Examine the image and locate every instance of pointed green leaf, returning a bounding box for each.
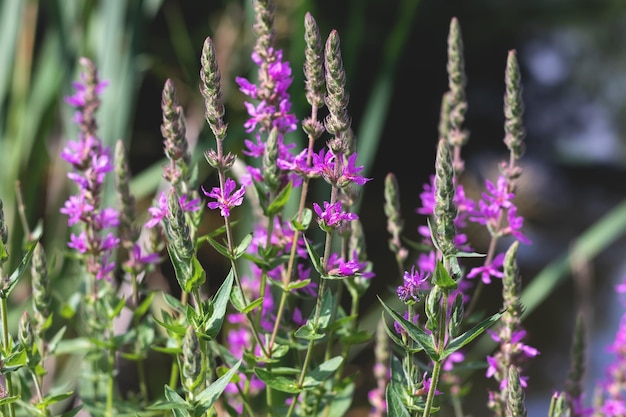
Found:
[303,235,324,276]
[193,360,241,416]
[286,278,312,291]
[133,291,156,318]
[3,238,38,298]
[167,243,206,293]
[230,285,246,313]
[443,310,504,359]
[254,368,302,394]
[56,405,83,417]
[205,235,233,260]
[2,348,27,372]
[0,395,19,406]
[318,380,355,417]
[234,233,253,259]
[0,238,7,265]
[303,356,343,388]
[386,382,411,417]
[378,296,438,361]
[432,260,457,290]
[203,270,234,340]
[294,322,324,341]
[317,289,334,330]
[290,208,312,232]
[242,296,264,314]
[267,181,292,217]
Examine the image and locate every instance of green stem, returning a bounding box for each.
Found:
[423,273,449,417]
[106,341,115,417]
[0,297,15,417]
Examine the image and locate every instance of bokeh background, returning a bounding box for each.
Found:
[3,0,626,415]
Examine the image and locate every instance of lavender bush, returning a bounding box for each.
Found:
[1,2,626,417]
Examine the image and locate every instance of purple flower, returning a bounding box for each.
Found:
[397,266,429,303]
[327,252,374,279]
[60,194,94,226]
[602,399,626,416]
[65,79,109,108]
[467,253,505,284]
[338,153,372,187]
[443,351,464,371]
[68,232,88,253]
[179,194,201,212]
[202,178,246,218]
[145,192,167,228]
[312,150,371,188]
[313,201,358,230]
[485,355,499,379]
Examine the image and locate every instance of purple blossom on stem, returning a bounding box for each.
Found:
[60,60,120,281]
[313,201,358,231]
[327,251,375,279]
[397,266,429,304]
[65,78,108,108]
[469,174,530,243]
[202,177,246,218]
[312,149,371,188]
[60,195,94,226]
[236,48,297,135]
[467,253,505,284]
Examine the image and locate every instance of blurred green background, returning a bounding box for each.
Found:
[3,0,626,414]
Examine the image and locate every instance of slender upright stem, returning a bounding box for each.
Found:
[0,297,15,417]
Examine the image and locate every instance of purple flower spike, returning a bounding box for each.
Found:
[202,177,246,218]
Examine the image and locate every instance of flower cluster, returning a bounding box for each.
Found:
[60,59,119,281]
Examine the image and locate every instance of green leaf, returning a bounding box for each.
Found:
[386,383,411,417]
[234,233,253,259]
[0,238,7,265]
[153,315,187,337]
[149,385,191,416]
[303,356,343,388]
[52,337,91,356]
[290,208,312,232]
[316,380,355,417]
[162,292,185,311]
[303,234,324,276]
[317,289,334,330]
[133,291,156,318]
[229,285,246,313]
[378,296,438,361]
[167,243,206,293]
[2,348,27,372]
[267,181,293,217]
[432,260,457,290]
[443,310,504,359]
[192,360,241,416]
[202,270,234,340]
[294,322,324,341]
[47,325,67,354]
[0,395,19,406]
[242,296,264,314]
[254,368,302,394]
[205,235,233,260]
[56,405,83,417]
[2,238,38,298]
[286,278,312,291]
[339,329,374,345]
